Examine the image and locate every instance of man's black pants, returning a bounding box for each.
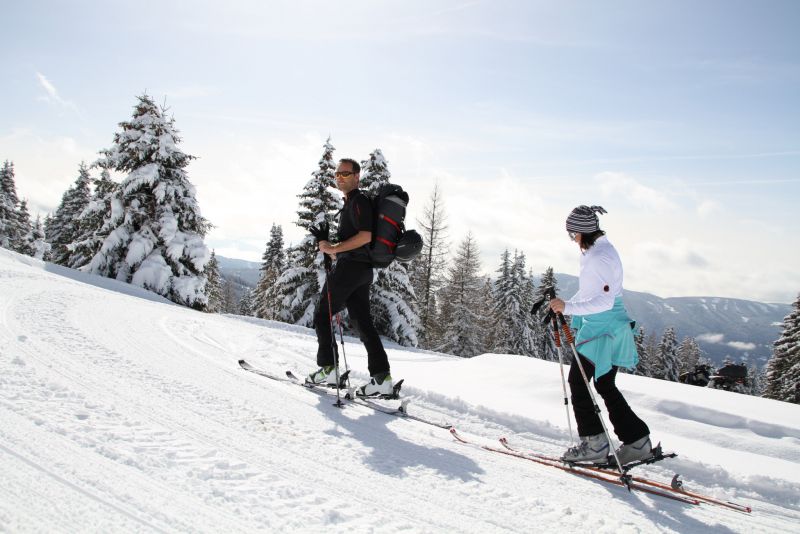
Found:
[314,259,389,377]
[568,354,649,444]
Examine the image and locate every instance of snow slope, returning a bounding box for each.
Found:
[1,248,798,533]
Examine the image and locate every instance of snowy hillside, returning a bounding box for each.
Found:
[1,247,799,533]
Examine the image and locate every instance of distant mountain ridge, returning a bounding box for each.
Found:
[216,255,789,368]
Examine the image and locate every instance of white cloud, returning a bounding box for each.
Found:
[696,200,720,217]
[727,341,756,351]
[35,72,78,112]
[697,333,724,344]
[596,172,677,211]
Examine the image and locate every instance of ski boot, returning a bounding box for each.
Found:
[561,433,610,464]
[612,435,652,466]
[306,366,348,388]
[355,373,402,399]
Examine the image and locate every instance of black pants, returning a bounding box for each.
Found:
[568,354,649,444]
[314,259,389,377]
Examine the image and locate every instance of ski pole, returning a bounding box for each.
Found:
[556,312,629,486]
[323,258,343,408]
[548,311,574,445]
[335,313,351,389]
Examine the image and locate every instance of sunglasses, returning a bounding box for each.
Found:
[568,231,579,241]
[334,171,355,178]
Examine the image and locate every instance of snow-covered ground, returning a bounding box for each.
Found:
[1,247,798,533]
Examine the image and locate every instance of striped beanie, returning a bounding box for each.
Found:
[565,205,607,233]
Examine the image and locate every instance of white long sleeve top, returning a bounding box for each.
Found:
[564,236,624,317]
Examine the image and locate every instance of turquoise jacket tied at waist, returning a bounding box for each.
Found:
[570,296,638,380]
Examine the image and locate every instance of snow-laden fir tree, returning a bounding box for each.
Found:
[359,148,390,194]
[491,250,515,353]
[13,200,34,256]
[658,327,680,382]
[476,277,498,353]
[46,162,93,265]
[764,293,800,404]
[677,336,702,375]
[88,94,211,309]
[68,168,118,270]
[492,250,538,357]
[239,289,255,316]
[747,364,766,397]
[357,148,420,346]
[0,160,23,249]
[254,223,286,320]
[630,326,649,375]
[534,266,559,362]
[272,138,341,326]
[638,329,661,378]
[28,214,50,260]
[512,255,539,357]
[409,183,449,349]
[436,233,484,357]
[205,251,223,313]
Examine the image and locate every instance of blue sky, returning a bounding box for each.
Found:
[2,0,799,303]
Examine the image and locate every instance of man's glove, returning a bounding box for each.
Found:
[309,221,330,243]
[322,253,332,271]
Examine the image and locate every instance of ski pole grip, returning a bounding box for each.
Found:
[557,313,575,344]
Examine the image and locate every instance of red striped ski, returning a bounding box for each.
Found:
[497,437,751,513]
[450,428,701,506]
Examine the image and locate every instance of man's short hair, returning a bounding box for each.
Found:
[339,158,360,174]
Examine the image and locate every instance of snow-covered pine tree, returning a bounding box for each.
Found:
[28,214,50,260]
[272,138,341,326]
[14,200,34,256]
[371,262,421,346]
[764,293,800,403]
[491,249,515,353]
[0,160,22,249]
[534,266,559,362]
[510,252,538,357]
[746,364,765,397]
[254,223,286,320]
[68,168,118,270]
[623,326,653,376]
[359,148,390,194]
[677,336,701,374]
[644,331,661,378]
[477,277,498,352]
[205,251,223,313]
[436,233,484,357]
[492,250,537,357]
[47,162,93,266]
[658,327,680,382]
[356,149,420,346]
[239,289,255,316]
[409,183,449,349]
[88,95,211,309]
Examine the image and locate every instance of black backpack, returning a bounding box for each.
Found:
[356,184,423,268]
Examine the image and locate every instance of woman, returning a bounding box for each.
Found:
[549,205,651,465]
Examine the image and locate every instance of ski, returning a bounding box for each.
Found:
[497,437,751,513]
[449,428,701,506]
[238,360,451,429]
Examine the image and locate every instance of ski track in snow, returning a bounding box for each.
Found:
[1,249,799,533]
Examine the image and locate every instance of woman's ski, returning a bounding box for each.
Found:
[450,428,701,506]
[497,437,751,513]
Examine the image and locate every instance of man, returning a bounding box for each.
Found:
[306,158,394,397]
